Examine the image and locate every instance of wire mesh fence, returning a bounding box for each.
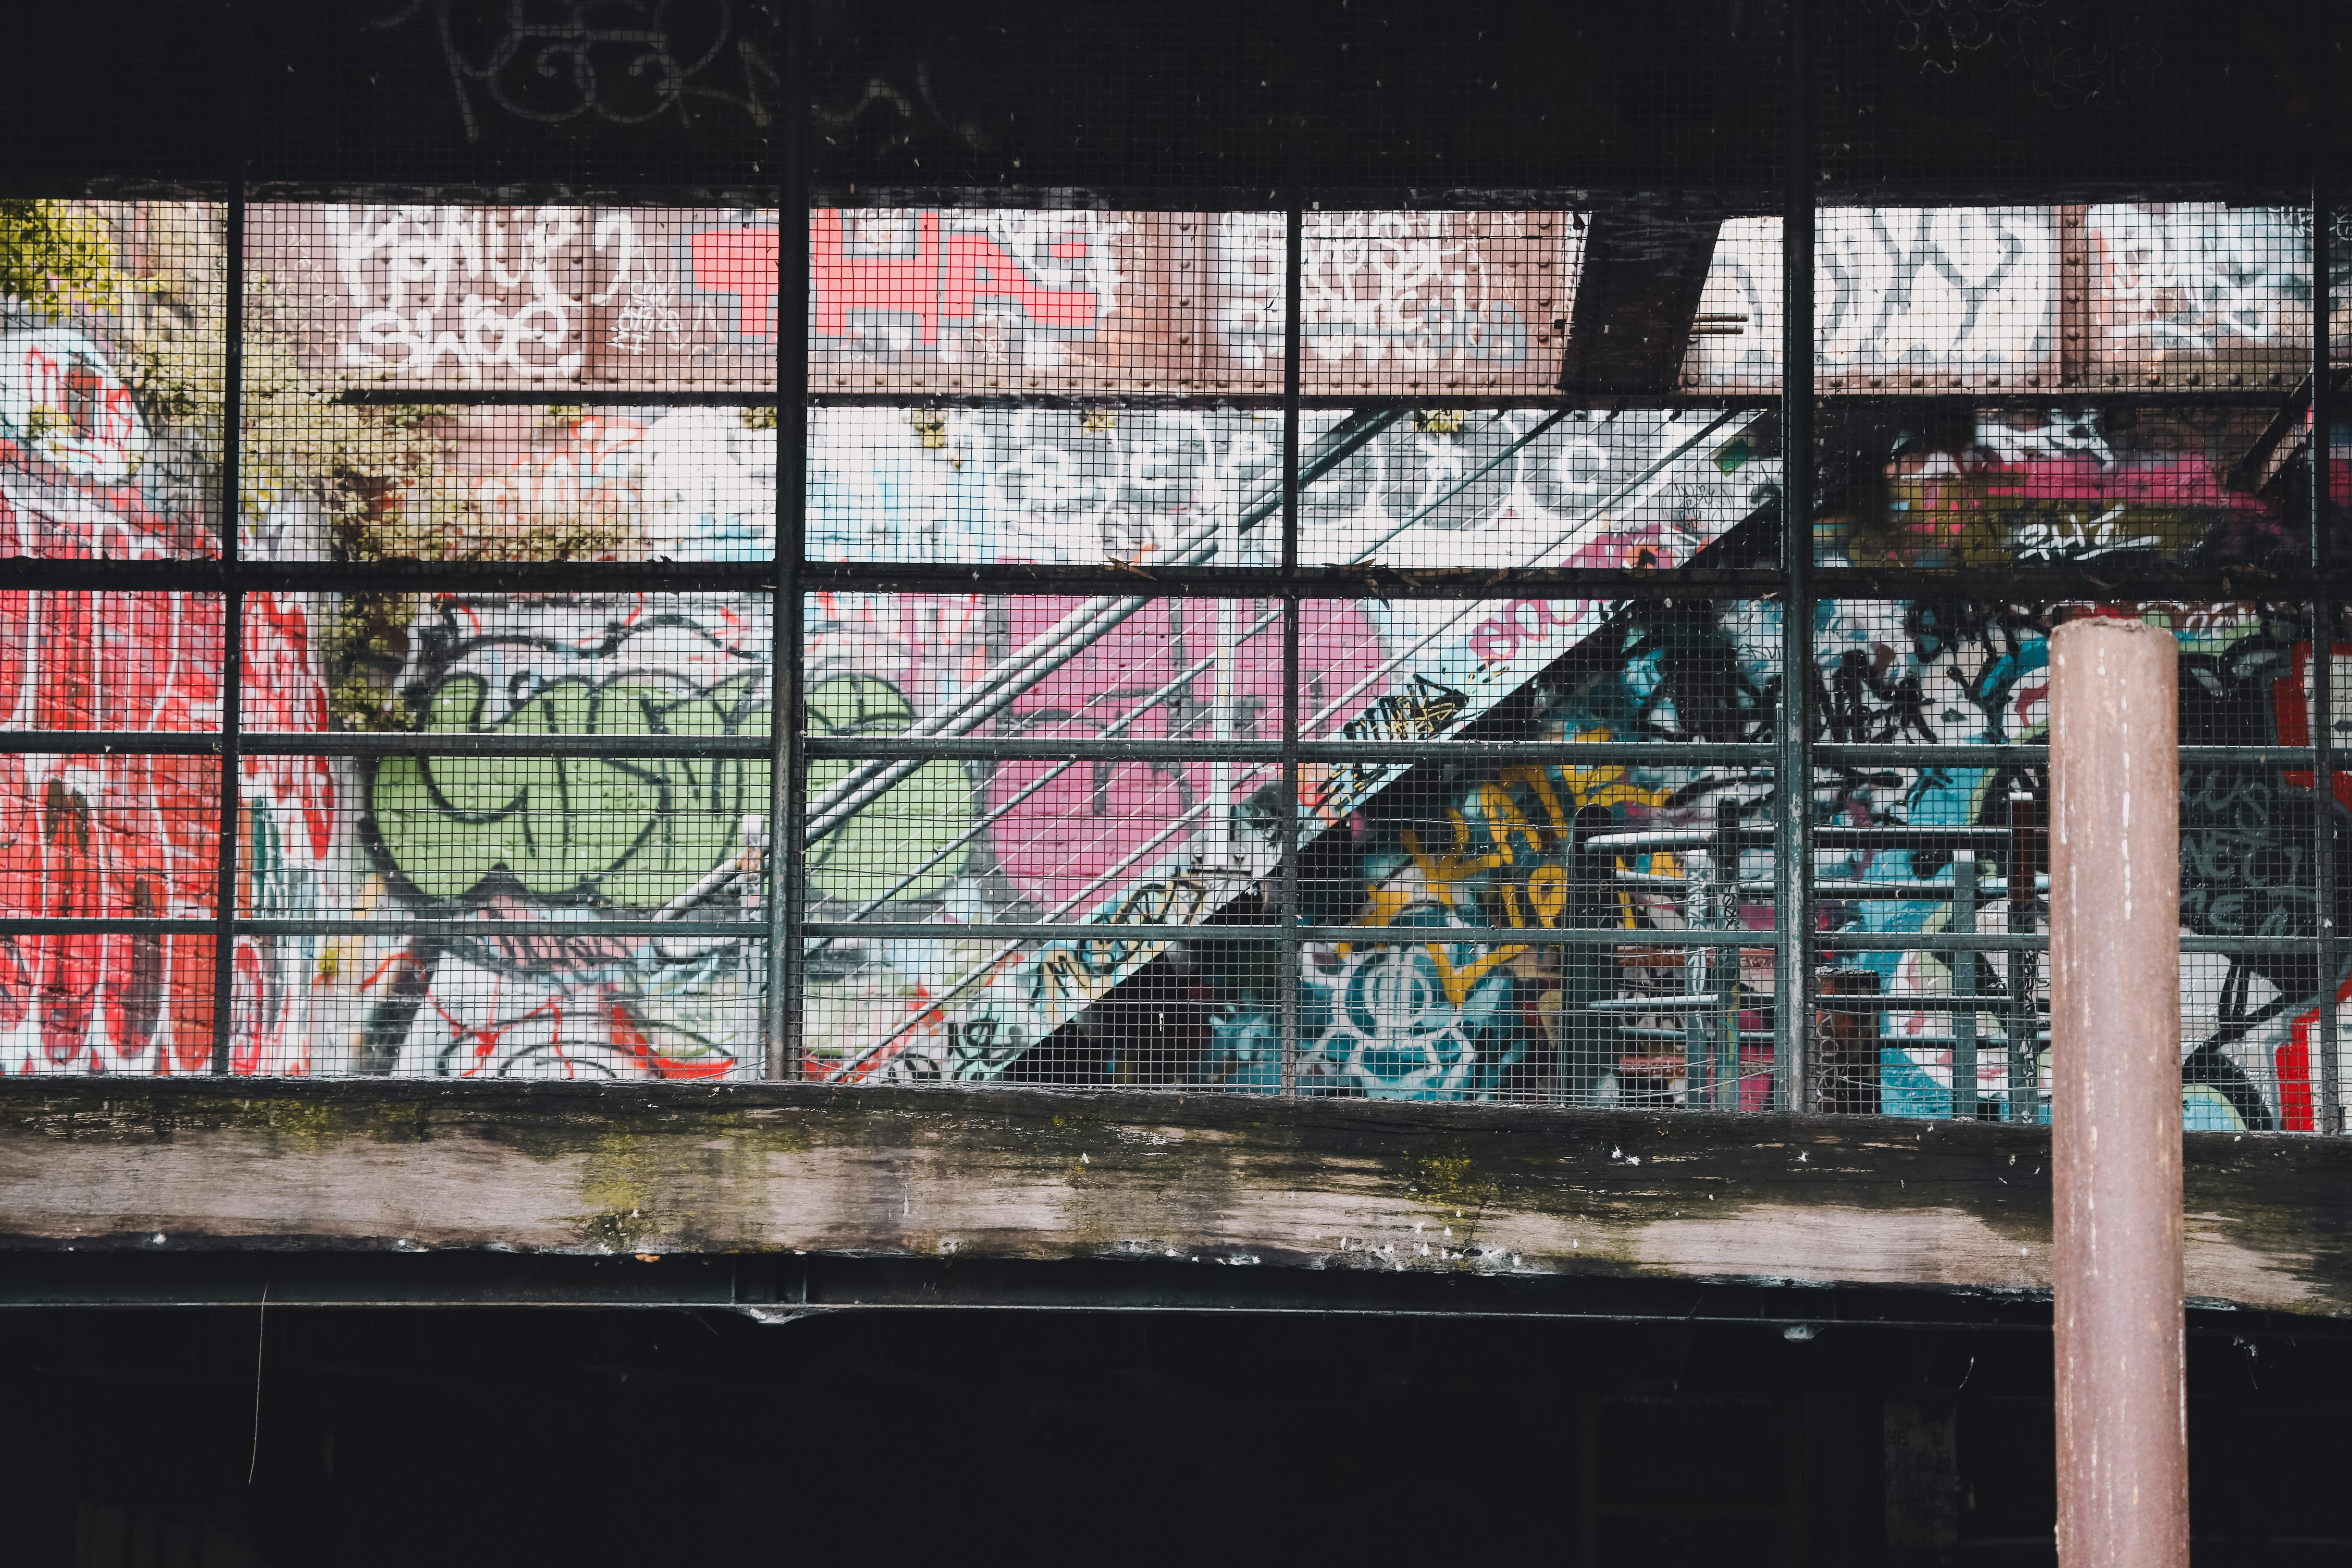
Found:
[0,18,2344,1134]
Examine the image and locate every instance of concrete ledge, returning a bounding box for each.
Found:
[1,1077,2346,1315]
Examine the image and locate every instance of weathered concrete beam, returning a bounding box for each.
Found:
[0,1078,2346,1316]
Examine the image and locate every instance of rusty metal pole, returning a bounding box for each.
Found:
[2049,618,2186,1568]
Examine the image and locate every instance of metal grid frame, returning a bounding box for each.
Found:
[0,6,2340,1127]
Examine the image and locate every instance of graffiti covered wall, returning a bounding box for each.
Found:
[252,205,1581,399]
[0,296,338,1074]
[6,201,2345,1129]
[1682,204,2335,394]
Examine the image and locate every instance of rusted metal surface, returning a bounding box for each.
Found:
[1678,203,2323,398]
[262,200,2329,402]
[248,205,1580,397]
[1556,203,1723,396]
[2049,618,2187,1568]
[2057,205,2091,388]
[2009,792,2047,1122]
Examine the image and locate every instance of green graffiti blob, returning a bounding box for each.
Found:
[370,669,976,910]
[804,673,974,905]
[371,673,767,908]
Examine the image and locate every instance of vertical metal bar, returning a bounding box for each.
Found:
[1684,844,1709,1106]
[2057,206,2091,389]
[1709,800,1740,1108]
[2009,792,2043,1121]
[1774,0,1815,1112]
[1562,809,1611,1107]
[766,1,809,1080]
[1951,849,1979,1121]
[1683,1011,1708,1111]
[2050,617,2188,1568]
[1277,202,1304,1095]
[1817,967,1880,1114]
[1283,205,1303,583]
[2312,614,2336,1136]
[209,186,246,1077]
[2314,621,2337,1136]
[2314,93,2341,1133]
[1280,598,1301,1094]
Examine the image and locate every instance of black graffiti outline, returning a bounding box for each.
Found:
[362,598,770,928]
[370,0,778,142]
[1819,209,2036,363]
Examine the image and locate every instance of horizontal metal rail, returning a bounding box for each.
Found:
[0,918,2287,962]
[336,389,775,407]
[794,922,1791,944]
[1590,825,2017,851]
[9,555,2334,602]
[1809,877,2043,897]
[0,731,776,758]
[797,922,1766,944]
[4,558,780,594]
[1817,1024,2044,1038]
[0,918,766,938]
[802,737,1778,763]
[1811,996,2034,1015]
[326,388,2315,414]
[810,390,2313,412]
[1818,744,2326,768]
[1815,744,2054,767]
[1621,878,2048,899]
[792,562,2342,601]
[769,922,2286,955]
[0,731,2331,769]
[802,563,1787,596]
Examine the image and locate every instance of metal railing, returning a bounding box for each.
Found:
[0,27,2339,1127]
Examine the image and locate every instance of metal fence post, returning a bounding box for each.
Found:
[1952,848,1979,1120]
[1278,201,1304,1096]
[2050,617,2188,1568]
[210,184,246,1077]
[766,0,809,1080]
[1773,0,1816,1112]
[2009,792,2044,1121]
[2314,68,2341,1133]
[1708,799,1740,1108]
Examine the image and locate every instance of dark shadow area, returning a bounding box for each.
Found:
[6,1304,2348,1566]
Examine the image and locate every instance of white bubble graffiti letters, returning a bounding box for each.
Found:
[0,328,149,483]
[329,205,611,382]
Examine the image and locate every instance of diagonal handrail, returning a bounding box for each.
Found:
[815,408,1765,1080]
[801,408,1404,846]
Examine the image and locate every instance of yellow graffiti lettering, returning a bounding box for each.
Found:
[1425,942,1526,1009]
[1472,780,1541,868]
[1557,727,1676,814]
[1526,863,1568,927]
[1498,764,1569,836]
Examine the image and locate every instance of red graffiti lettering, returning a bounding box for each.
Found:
[938,232,1097,331]
[0,359,337,1075]
[1468,599,1566,664]
[810,211,941,344]
[694,214,1107,347]
[689,225,782,340]
[797,212,1105,348]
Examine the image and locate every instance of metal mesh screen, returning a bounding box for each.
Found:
[0,7,2344,1134]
